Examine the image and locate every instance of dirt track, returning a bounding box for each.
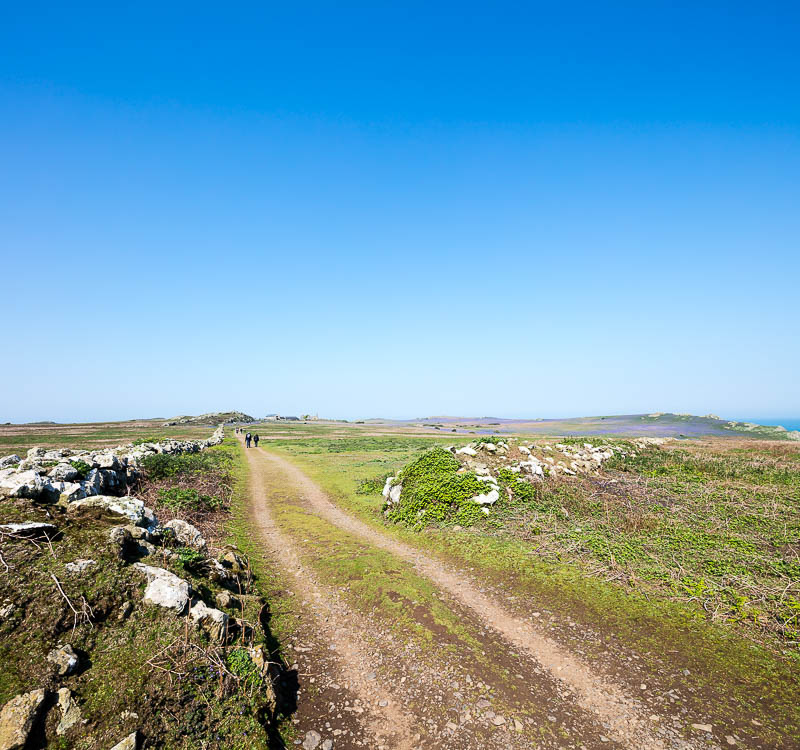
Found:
[243,439,718,750]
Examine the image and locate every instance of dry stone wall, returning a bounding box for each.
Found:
[0,426,225,506]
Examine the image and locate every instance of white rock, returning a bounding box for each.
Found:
[482,442,497,453]
[455,445,477,456]
[59,483,85,503]
[472,489,500,505]
[94,453,120,470]
[48,463,79,482]
[381,476,394,499]
[0,455,20,469]
[133,564,190,614]
[164,519,206,551]
[66,495,146,525]
[0,470,47,499]
[189,600,230,642]
[109,732,138,750]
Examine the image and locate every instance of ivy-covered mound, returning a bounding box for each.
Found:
[383,447,491,527]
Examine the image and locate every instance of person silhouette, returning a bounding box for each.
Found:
[245,432,251,448]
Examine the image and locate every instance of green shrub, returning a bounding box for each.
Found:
[226,647,264,689]
[176,546,205,570]
[385,447,489,528]
[69,459,91,479]
[158,487,223,512]
[141,449,232,480]
[356,474,391,495]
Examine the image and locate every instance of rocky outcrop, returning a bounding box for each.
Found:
[164,412,253,426]
[0,689,46,750]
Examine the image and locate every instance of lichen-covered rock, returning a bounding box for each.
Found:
[0,688,46,750]
[164,519,206,551]
[0,455,20,469]
[133,564,190,614]
[66,496,147,525]
[189,600,229,642]
[56,688,81,735]
[0,470,48,499]
[109,732,138,750]
[47,644,80,676]
[48,463,79,482]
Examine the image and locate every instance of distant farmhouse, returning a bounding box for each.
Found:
[262,414,301,421]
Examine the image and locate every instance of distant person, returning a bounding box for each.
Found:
[253,434,260,447]
[245,432,251,448]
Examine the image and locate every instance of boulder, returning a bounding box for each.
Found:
[66,496,147,525]
[455,445,477,456]
[58,483,86,503]
[189,600,230,642]
[47,644,80,676]
[0,471,48,499]
[133,564,190,614]
[0,689,46,750]
[164,519,206,551]
[0,456,20,469]
[48,463,79,482]
[26,447,46,460]
[94,453,121,471]
[109,732,138,750]
[55,688,81,735]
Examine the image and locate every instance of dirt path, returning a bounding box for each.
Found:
[244,439,418,750]
[245,441,717,749]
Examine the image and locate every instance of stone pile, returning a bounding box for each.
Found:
[384,437,667,516]
[0,426,224,505]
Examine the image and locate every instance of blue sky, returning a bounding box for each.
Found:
[1,2,798,422]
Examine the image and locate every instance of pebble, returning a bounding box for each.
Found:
[691,723,713,733]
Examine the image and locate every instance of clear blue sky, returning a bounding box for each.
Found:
[1,2,798,423]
